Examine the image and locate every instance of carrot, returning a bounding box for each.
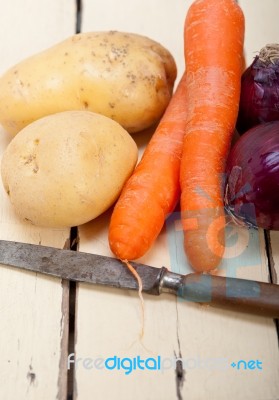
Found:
[180,0,245,272]
[109,72,188,260]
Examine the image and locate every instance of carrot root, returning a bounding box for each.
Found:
[121,259,145,339]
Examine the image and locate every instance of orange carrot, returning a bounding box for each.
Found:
[180,0,245,272]
[109,72,188,260]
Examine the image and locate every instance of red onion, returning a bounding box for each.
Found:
[236,44,279,134]
[225,121,279,230]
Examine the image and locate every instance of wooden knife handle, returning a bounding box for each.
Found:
[178,273,279,318]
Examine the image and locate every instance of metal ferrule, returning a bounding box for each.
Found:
[159,269,184,295]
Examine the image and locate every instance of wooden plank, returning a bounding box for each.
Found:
[0,0,76,74]
[0,1,76,399]
[75,1,279,399]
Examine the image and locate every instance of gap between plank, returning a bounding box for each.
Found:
[76,0,82,34]
[67,227,79,400]
[67,2,82,398]
[174,299,185,400]
[264,230,279,344]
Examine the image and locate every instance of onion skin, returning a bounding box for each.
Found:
[225,121,279,230]
[236,44,279,134]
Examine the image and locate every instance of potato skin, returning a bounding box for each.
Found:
[1,111,138,228]
[0,31,176,136]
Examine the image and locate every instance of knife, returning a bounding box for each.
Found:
[0,240,279,318]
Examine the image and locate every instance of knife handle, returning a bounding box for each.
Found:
[161,271,279,318]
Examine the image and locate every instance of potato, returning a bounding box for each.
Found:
[1,111,138,228]
[0,31,177,136]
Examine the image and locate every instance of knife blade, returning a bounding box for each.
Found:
[0,240,279,318]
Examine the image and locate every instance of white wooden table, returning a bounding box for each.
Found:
[0,1,278,399]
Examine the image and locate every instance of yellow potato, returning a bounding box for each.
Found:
[0,31,177,136]
[1,111,138,228]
